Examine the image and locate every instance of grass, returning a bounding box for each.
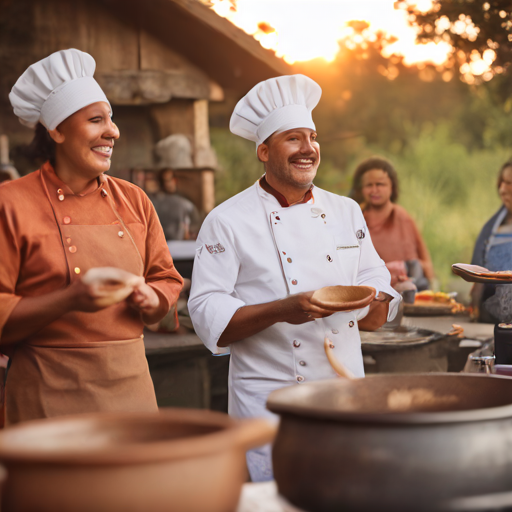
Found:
[210,125,510,300]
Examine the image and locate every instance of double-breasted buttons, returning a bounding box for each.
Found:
[101,189,108,197]
[326,255,333,262]
[296,375,305,383]
[349,321,355,328]
[74,267,81,274]
[321,213,326,219]
[58,194,65,202]
[287,257,292,263]
[293,340,301,348]
[299,360,306,367]
[118,231,124,238]
[291,279,298,286]
[66,237,72,245]
[69,246,77,254]
[63,216,71,224]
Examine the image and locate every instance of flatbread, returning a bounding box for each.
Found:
[82,267,144,307]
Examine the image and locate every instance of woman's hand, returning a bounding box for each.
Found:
[2,279,113,345]
[126,282,164,325]
[67,279,116,312]
[127,282,160,313]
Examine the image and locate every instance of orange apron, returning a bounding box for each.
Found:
[5,173,158,425]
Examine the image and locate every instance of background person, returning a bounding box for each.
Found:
[471,161,512,323]
[351,156,434,291]
[151,168,201,240]
[189,75,399,481]
[0,49,183,425]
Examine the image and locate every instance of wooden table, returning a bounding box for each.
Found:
[144,329,229,412]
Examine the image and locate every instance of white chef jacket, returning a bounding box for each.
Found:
[189,182,400,422]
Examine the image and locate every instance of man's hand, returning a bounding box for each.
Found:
[218,291,335,346]
[358,292,393,331]
[279,291,335,324]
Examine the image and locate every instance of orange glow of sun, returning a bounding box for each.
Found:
[204,0,494,78]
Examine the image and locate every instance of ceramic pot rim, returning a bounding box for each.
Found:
[0,409,263,465]
[267,373,512,425]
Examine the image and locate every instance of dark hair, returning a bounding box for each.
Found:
[0,170,12,183]
[497,161,512,189]
[350,156,399,205]
[22,122,56,167]
[158,168,175,189]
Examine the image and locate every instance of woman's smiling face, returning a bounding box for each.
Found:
[50,101,119,179]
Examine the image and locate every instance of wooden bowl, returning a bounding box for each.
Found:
[310,285,376,311]
[0,409,276,512]
[452,263,512,284]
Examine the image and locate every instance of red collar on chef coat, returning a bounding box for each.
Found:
[258,175,314,207]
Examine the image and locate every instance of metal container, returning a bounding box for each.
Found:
[268,373,512,512]
[361,326,471,374]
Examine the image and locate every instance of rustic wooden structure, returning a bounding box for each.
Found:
[0,0,290,412]
[0,0,290,214]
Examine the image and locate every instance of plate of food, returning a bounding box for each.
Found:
[452,263,512,284]
[404,291,466,317]
[310,285,376,312]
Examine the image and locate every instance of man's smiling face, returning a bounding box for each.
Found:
[258,128,320,190]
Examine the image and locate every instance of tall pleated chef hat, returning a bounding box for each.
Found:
[9,49,111,130]
[229,74,322,148]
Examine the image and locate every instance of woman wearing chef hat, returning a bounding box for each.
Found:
[0,49,183,425]
[189,74,400,481]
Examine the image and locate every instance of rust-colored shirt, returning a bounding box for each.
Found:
[363,204,434,280]
[0,162,183,348]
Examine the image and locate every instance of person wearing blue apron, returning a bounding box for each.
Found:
[472,161,512,322]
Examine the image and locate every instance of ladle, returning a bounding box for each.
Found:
[324,337,356,380]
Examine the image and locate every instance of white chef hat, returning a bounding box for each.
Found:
[229,74,322,148]
[9,49,111,130]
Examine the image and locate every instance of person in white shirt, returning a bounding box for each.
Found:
[188,74,400,481]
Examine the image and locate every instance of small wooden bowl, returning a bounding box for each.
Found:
[310,285,376,311]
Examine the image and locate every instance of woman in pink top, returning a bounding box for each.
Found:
[351,157,434,291]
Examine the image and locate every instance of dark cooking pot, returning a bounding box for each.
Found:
[267,373,512,512]
[361,326,472,374]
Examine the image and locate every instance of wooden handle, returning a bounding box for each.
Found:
[232,418,277,451]
[324,337,356,380]
[447,324,464,337]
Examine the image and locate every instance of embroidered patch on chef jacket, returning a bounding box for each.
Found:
[205,243,225,254]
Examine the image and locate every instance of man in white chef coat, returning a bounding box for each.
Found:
[189,74,400,481]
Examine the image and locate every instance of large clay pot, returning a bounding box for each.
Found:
[267,373,512,512]
[0,408,275,512]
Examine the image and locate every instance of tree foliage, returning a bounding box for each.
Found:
[397,0,512,78]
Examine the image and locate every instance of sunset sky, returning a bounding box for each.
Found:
[205,0,493,79]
